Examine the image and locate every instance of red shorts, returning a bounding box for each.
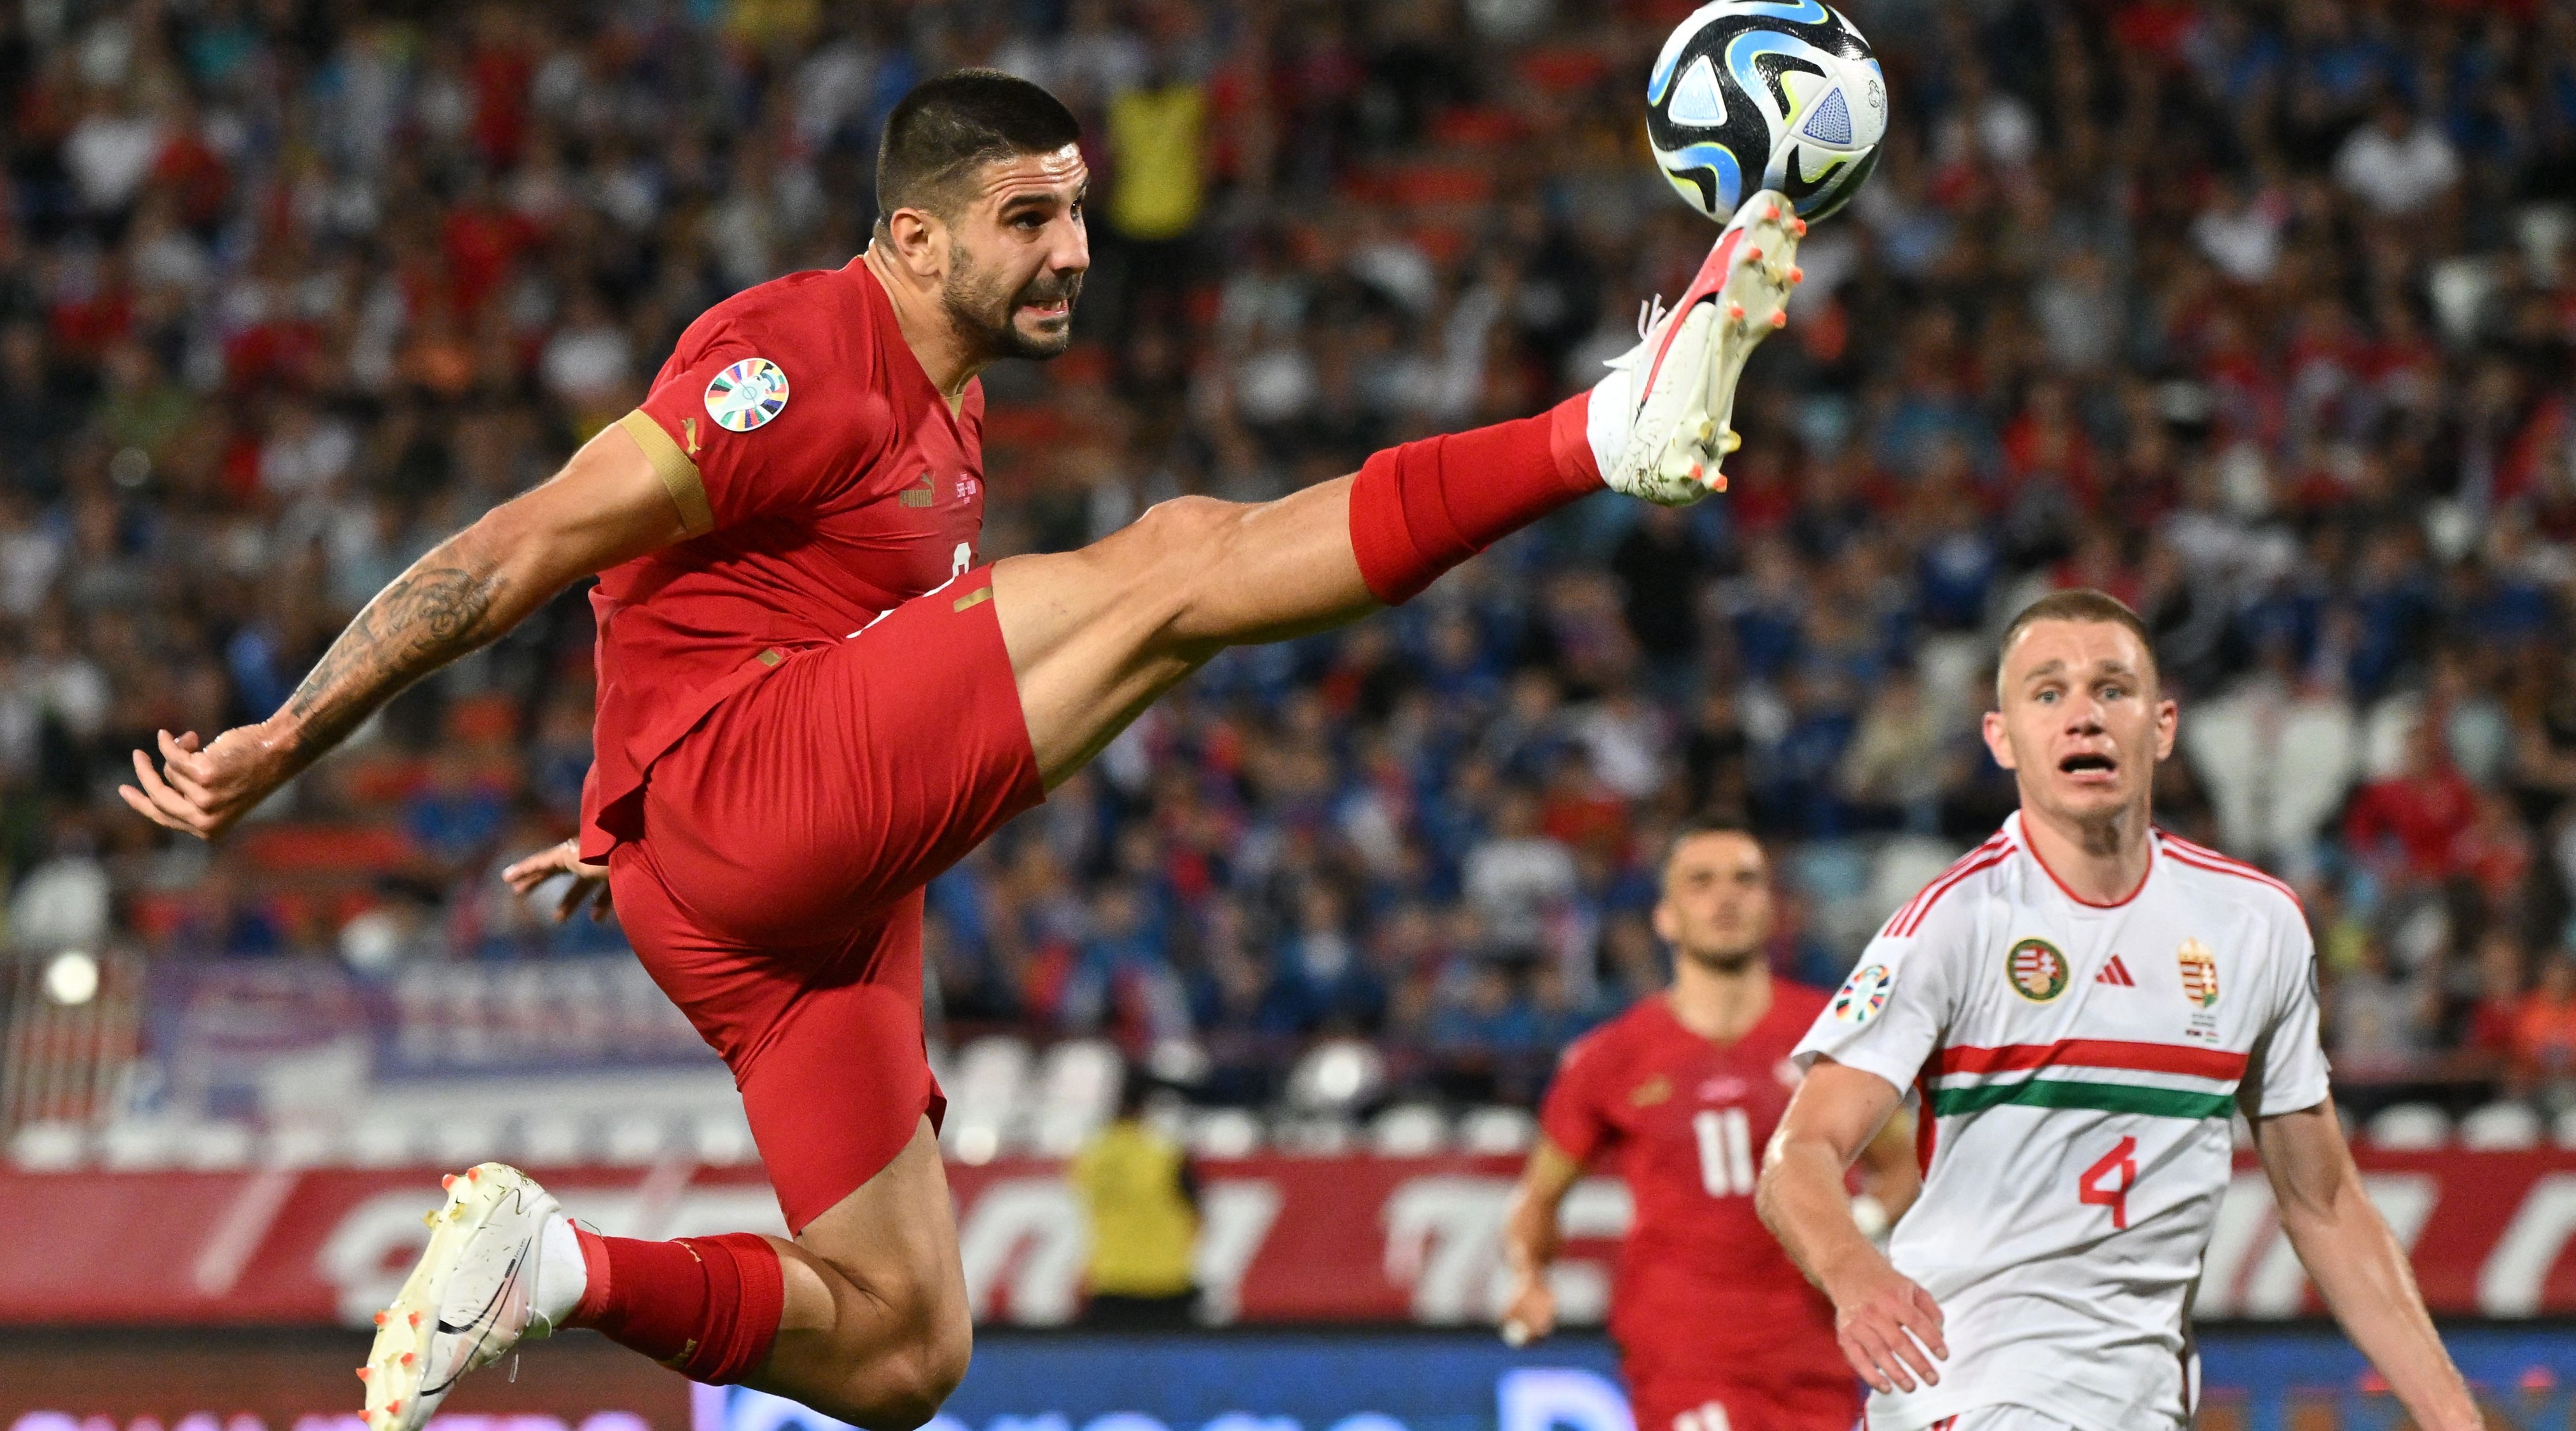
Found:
[1627,1371,1860,1431]
[607,570,1043,1233]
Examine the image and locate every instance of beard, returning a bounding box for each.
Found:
[1681,943,1762,974]
[941,240,1083,361]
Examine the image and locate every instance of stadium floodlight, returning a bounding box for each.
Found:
[43,949,98,1006]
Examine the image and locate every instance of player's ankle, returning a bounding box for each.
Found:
[563,1229,784,1385]
[1347,409,1600,604]
[1537,389,1602,491]
[1581,366,1638,481]
[535,1214,593,1331]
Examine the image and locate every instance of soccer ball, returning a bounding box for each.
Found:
[1645,0,1887,225]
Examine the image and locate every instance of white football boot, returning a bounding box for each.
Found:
[1592,190,1806,504]
[361,1163,574,1431]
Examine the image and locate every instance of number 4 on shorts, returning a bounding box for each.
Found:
[2079,1135,2138,1229]
[1674,1402,1733,1431]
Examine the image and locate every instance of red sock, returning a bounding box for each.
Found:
[1345,393,1602,605]
[569,1228,784,1385]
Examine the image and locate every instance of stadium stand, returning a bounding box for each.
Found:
[3,0,2576,1172]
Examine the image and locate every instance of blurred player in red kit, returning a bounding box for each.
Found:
[122,69,1809,1431]
[1503,822,1919,1431]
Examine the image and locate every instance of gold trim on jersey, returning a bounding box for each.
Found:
[618,409,716,537]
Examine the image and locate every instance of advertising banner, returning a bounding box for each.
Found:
[0,1329,690,1429]
[18,1331,2576,1431]
[11,1149,2576,1327]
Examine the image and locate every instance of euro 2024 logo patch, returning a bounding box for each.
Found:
[705,357,789,432]
[1834,963,1893,1024]
[2005,937,2070,1002]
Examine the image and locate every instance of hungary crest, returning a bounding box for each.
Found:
[2006,937,2070,1002]
[2178,938,2220,1008]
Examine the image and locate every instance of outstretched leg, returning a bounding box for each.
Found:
[359,195,1806,1431]
[999,193,1805,785]
[997,414,1568,777]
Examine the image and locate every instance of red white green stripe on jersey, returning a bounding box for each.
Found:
[1926,1039,2246,1120]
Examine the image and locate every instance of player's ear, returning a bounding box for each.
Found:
[1981,707,2018,771]
[2152,695,2178,761]
[881,207,949,279]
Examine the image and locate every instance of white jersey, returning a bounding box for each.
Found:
[1794,813,2330,1431]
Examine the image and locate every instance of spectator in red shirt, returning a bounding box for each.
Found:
[2512,953,2576,1088]
[440,172,534,318]
[2450,789,2533,909]
[2344,719,2479,885]
[2462,932,2527,1077]
[2000,377,2100,506]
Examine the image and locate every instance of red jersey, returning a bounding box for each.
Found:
[579,259,987,859]
[1539,981,1845,1386]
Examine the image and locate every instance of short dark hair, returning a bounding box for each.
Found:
[1995,588,2159,704]
[875,69,1082,229]
[1662,816,1762,875]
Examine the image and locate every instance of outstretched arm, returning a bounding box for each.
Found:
[1757,1059,1947,1393]
[122,424,694,838]
[2257,1098,2477,1431]
[1498,1136,1584,1344]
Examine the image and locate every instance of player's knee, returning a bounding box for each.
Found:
[1128,494,1236,570]
[916,1313,974,1411]
[1135,494,1243,568]
[1121,494,1245,634]
[852,1314,971,1430]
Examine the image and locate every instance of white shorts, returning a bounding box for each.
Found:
[1922,1411,2077,1431]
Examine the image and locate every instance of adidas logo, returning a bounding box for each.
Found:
[2096,955,2136,987]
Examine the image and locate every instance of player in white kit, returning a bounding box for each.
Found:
[1754,590,2476,1431]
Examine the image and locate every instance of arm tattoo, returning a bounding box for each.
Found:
[284,560,511,757]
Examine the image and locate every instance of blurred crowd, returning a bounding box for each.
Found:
[8,0,2576,1114]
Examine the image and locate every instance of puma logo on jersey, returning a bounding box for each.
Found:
[1630,1074,1672,1107]
[2096,954,2136,986]
[681,416,700,455]
[901,471,936,507]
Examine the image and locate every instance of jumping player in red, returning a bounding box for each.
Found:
[1502,822,1918,1431]
[120,72,1808,1430]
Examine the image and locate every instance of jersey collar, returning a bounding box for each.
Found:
[848,257,976,436]
[2007,810,2157,910]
